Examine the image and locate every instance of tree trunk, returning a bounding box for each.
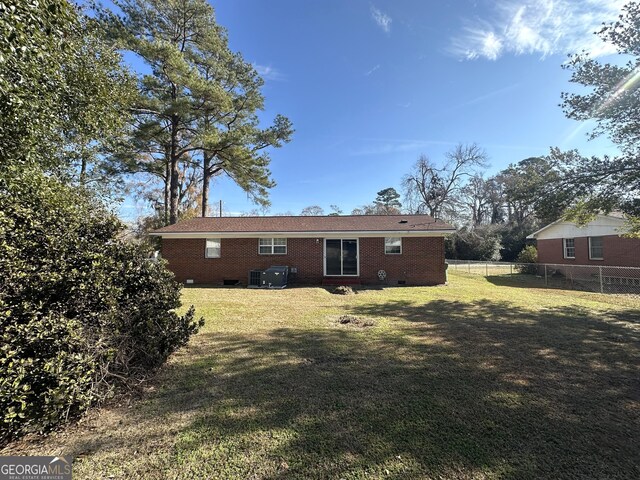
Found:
[491,206,501,224]
[202,154,211,217]
[201,113,212,218]
[169,159,179,224]
[79,157,87,185]
[169,116,180,225]
[163,156,170,226]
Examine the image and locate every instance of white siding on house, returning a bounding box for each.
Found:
[528,215,627,240]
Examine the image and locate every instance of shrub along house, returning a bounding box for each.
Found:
[151,214,455,286]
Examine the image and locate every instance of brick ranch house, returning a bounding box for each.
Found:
[526,214,640,267]
[151,214,455,286]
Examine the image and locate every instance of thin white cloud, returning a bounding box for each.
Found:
[253,64,287,81]
[349,138,456,156]
[451,0,626,60]
[454,83,520,109]
[371,5,392,33]
[365,64,381,76]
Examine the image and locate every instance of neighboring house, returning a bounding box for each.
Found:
[151,214,455,286]
[526,214,640,267]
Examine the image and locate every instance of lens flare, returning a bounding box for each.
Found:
[563,67,640,147]
[594,67,640,116]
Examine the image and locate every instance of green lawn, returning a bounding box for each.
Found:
[4,272,640,479]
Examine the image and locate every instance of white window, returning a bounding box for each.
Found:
[385,237,402,254]
[563,238,575,259]
[589,236,604,260]
[205,238,221,258]
[259,238,287,255]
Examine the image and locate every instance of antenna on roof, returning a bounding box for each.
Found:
[219,200,222,218]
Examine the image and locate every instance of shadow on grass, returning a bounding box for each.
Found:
[482,273,634,295]
[66,299,640,479]
[484,273,559,290]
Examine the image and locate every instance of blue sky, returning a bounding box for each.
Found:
[119,0,626,219]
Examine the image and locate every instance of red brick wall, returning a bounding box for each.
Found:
[536,235,640,267]
[161,236,447,286]
[359,237,446,285]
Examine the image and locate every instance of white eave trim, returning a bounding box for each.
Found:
[526,214,628,239]
[150,229,456,239]
[526,219,564,239]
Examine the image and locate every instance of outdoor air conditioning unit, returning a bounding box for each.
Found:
[248,269,263,288]
[261,266,289,289]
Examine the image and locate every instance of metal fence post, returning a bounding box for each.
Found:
[599,266,604,293]
[486,262,488,276]
[544,264,548,286]
[510,264,513,276]
[570,265,574,289]
[468,262,471,274]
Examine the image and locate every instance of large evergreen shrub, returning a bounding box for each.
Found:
[445,226,502,261]
[515,245,538,274]
[0,169,203,442]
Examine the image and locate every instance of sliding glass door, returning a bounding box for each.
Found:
[324,239,359,276]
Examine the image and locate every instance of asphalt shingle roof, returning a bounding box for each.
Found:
[152,214,454,234]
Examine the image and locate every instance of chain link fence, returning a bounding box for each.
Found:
[446,259,640,295]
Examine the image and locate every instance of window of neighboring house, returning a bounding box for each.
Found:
[385,237,402,254]
[589,236,604,260]
[563,238,575,259]
[205,238,221,258]
[259,238,287,255]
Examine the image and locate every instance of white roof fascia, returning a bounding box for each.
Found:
[526,219,564,239]
[150,229,456,239]
[526,214,627,240]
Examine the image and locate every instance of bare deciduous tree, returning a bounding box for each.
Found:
[402,143,487,220]
[328,204,342,216]
[300,205,325,216]
[460,174,491,227]
[459,175,506,227]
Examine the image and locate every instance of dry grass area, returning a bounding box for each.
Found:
[3,272,640,479]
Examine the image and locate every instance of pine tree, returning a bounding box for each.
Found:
[374,188,402,214]
[106,0,292,224]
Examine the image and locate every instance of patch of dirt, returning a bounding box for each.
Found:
[337,315,375,327]
[332,286,355,295]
